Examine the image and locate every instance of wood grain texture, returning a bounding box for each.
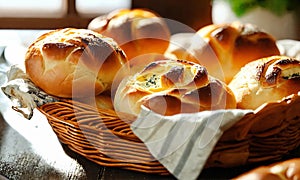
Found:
[0,113,87,180]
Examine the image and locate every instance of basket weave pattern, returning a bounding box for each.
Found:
[39,100,169,174]
[38,93,300,175]
[207,94,300,167]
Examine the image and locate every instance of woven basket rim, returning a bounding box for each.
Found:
[37,91,300,175]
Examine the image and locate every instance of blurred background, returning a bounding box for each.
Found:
[0,0,298,39]
[0,0,212,31]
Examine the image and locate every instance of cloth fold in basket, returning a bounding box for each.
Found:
[1,65,58,119]
[131,106,252,180]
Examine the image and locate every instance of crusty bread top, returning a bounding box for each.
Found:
[25,28,127,98]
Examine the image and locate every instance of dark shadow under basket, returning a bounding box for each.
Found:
[37,93,300,175]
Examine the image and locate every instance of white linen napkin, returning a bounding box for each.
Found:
[131,106,252,180]
[1,65,58,119]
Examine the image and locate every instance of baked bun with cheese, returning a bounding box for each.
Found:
[114,59,236,116]
[25,28,128,98]
[88,8,171,61]
[234,158,300,180]
[229,55,300,110]
[166,22,280,83]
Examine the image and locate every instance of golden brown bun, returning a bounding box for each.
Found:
[88,8,170,61]
[229,55,300,110]
[234,158,300,180]
[165,22,280,83]
[165,33,214,64]
[114,59,236,116]
[164,33,224,80]
[25,28,128,98]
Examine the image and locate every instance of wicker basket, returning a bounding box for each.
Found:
[37,92,300,175]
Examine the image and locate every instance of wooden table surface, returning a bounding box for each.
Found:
[0,30,300,180]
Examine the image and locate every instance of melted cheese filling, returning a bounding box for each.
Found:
[134,63,200,92]
[135,72,164,92]
[281,68,300,79]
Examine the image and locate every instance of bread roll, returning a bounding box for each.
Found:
[164,33,223,80]
[165,22,280,83]
[229,55,300,110]
[25,28,128,98]
[88,8,170,61]
[234,158,300,180]
[114,59,236,116]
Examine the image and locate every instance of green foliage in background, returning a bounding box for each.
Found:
[226,0,299,17]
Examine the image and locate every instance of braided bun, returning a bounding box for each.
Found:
[114,59,236,116]
[229,55,300,109]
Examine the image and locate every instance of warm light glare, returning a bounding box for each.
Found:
[76,0,132,17]
[0,0,68,17]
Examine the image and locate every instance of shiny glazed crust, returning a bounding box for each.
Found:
[198,22,280,83]
[25,28,128,98]
[229,56,300,110]
[88,8,170,60]
[114,59,236,116]
[166,22,280,84]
